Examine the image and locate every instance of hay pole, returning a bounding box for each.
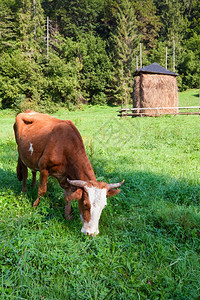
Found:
[47,16,49,61]
[173,38,175,72]
[140,43,142,68]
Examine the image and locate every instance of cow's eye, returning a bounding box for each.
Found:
[84,202,88,209]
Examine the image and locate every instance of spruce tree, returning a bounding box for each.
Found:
[111,0,140,108]
[0,0,19,51]
[17,0,45,53]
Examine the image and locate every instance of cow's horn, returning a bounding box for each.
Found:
[67,178,87,188]
[107,180,124,190]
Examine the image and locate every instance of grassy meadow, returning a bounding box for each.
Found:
[0,89,200,299]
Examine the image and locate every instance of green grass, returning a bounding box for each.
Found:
[179,89,200,113]
[0,90,200,299]
[179,89,199,106]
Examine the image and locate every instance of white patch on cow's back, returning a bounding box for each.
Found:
[28,143,34,155]
[81,187,107,236]
[28,112,36,115]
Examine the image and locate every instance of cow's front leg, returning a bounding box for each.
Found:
[64,190,73,220]
[33,169,48,207]
[64,188,82,220]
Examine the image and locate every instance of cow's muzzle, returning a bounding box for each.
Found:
[81,226,99,237]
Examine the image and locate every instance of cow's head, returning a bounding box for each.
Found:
[67,179,124,236]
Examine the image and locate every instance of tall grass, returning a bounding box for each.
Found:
[0,90,200,299]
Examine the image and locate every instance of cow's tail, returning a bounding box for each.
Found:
[17,157,23,182]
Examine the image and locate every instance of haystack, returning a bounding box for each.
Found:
[133,63,178,116]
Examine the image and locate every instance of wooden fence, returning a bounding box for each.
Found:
[118,106,200,117]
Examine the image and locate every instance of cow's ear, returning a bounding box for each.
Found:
[69,188,83,200]
[107,189,120,197]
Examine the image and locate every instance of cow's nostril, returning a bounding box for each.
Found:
[85,232,94,237]
[86,232,93,236]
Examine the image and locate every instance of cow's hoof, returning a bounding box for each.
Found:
[33,198,40,207]
[65,214,73,221]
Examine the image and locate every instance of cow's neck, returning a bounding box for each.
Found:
[72,152,96,182]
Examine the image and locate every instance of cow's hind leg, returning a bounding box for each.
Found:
[17,157,23,182]
[33,169,48,207]
[17,157,28,193]
[32,171,37,188]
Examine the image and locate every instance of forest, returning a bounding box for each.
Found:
[0,0,199,111]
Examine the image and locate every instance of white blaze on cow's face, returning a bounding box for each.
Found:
[81,187,107,236]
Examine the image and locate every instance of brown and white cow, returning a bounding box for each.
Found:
[14,110,124,236]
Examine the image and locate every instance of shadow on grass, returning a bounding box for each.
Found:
[116,170,199,207]
[0,167,81,226]
[1,159,199,216]
[1,160,200,242]
[92,157,200,207]
[194,91,199,98]
[0,167,22,194]
[0,167,61,201]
